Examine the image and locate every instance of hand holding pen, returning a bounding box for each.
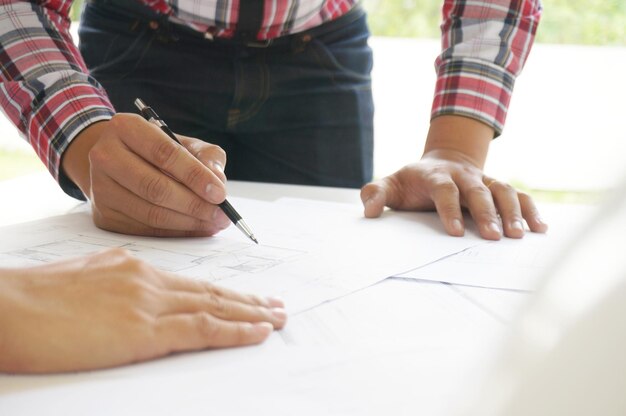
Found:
[135,99,258,243]
[61,107,239,238]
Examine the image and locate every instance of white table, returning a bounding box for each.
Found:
[0,173,588,415]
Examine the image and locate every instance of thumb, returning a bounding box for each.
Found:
[360,181,388,218]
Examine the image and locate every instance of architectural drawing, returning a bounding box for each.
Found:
[3,234,306,281]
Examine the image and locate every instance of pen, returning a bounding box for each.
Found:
[134,98,259,244]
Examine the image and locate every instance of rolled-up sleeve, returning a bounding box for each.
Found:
[431,0,542,136]
[0,0,115,199]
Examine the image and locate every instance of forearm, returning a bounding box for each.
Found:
[424,115,494,169]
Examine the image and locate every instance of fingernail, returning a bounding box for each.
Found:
[206,184,224,203]
[533,216,548,233]
[253,322,273,336]
[487,221,501,235]
[451,219,464,234]
[271,308,287,322]
[266,296,284,308]
[511,220,524,232]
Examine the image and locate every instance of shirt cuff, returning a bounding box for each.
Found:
[28,79,116,200]
[431,59,516,137]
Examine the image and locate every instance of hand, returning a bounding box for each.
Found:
[62,114,231,237]
[360,116,548,240]
[0,249,287,374]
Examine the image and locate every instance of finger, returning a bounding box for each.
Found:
[111,114,226,204]
[156,314,273,351]
[361,174,409,217]
[94,174,231,233]
[428,176,464,236]
[92,206,225,237]
[162,291,287,329]
[157,273,285,308]
[178,136,227,184]
[519,192,549,233]
[360,182,387,218]
[460,181,502,240]
[94,139,227,223]
[486,180,525,238]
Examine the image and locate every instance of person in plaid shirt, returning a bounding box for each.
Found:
[0,0,548,240]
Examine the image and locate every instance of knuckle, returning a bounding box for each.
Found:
[195,313,221,340]
[467,185,491,198]
[215,147,227,166]
[213,145,227,161]
[107,247,134,259]
[253,305,270,320]
[428,178,459,201]
[432,180,458,195]
[209,294,229,316]
[108,113,126,130]
[187,197,208,219]
[438,202,460,216]
[146,205,171,227]
[110,112,137,128]
[122,276,151,301]
[492,182,515,194]
[248,294,267,307]
[184,164,206,189]
[124,255,151,275]
[91,247,130,265]
[234,323,246,344]
[152,140,179,169]
[87,143,112,167]
[202,144,227,164]
[206,285,223,297]
[140,175,172,204]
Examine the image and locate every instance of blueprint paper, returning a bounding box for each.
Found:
[0,197,481,313]
[395,204,597,291]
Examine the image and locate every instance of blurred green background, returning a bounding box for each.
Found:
[67,0,626,45]
[363,0,626,45]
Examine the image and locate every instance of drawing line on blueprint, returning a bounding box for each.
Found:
[2,234,307,279]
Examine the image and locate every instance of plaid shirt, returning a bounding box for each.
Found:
[0,0,541,199]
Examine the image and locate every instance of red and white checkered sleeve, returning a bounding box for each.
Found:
[431,0,542,136]
[0,0,115,199]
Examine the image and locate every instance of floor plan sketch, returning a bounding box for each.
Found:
[188,244,306,281]
[2,233,307,281]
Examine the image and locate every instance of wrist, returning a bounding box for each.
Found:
[423,115,495,169]
[61,121,110,198]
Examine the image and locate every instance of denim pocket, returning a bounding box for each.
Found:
[308,16,374,85]
[78,3,155,80]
